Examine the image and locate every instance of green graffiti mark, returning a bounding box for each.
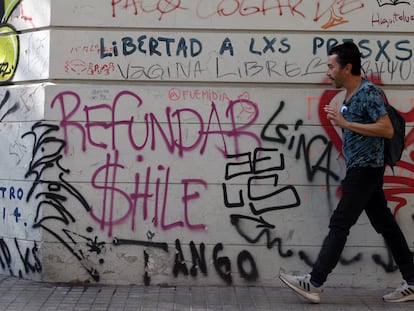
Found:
[0,0,21,84]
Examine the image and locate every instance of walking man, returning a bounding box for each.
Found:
[279,42,414,303]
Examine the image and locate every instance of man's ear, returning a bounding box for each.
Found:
[344,63,352,73]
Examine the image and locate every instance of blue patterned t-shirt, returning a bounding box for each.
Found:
[340,79,388,169]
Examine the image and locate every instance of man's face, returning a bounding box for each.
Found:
[327,54,346,89]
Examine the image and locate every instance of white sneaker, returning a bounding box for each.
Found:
[279,272,322,303]
[383,281,414,303]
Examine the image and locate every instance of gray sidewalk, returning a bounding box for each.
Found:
[0,275,413,311]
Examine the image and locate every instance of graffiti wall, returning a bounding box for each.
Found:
[0,0,413,287]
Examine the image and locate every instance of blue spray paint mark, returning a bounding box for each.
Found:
[13,207,20,223]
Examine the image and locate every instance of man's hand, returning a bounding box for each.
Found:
[324,105,348,129]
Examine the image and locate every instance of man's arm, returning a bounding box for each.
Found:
[324,106,394,139]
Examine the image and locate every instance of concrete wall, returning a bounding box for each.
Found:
[0,0,413,288]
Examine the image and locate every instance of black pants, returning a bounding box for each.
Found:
[311,167,414,285]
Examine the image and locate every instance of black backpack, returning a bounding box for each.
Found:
[382,91,406,169]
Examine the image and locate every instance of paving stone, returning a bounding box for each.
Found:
[0,276,413,311]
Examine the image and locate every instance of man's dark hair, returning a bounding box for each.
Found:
[328,42,362,76]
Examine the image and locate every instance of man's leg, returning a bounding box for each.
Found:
[280,168,380,303]
[279,168,375,303]
[364,174,414,302]
[364,177,414,282]
[310,168,379,285]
